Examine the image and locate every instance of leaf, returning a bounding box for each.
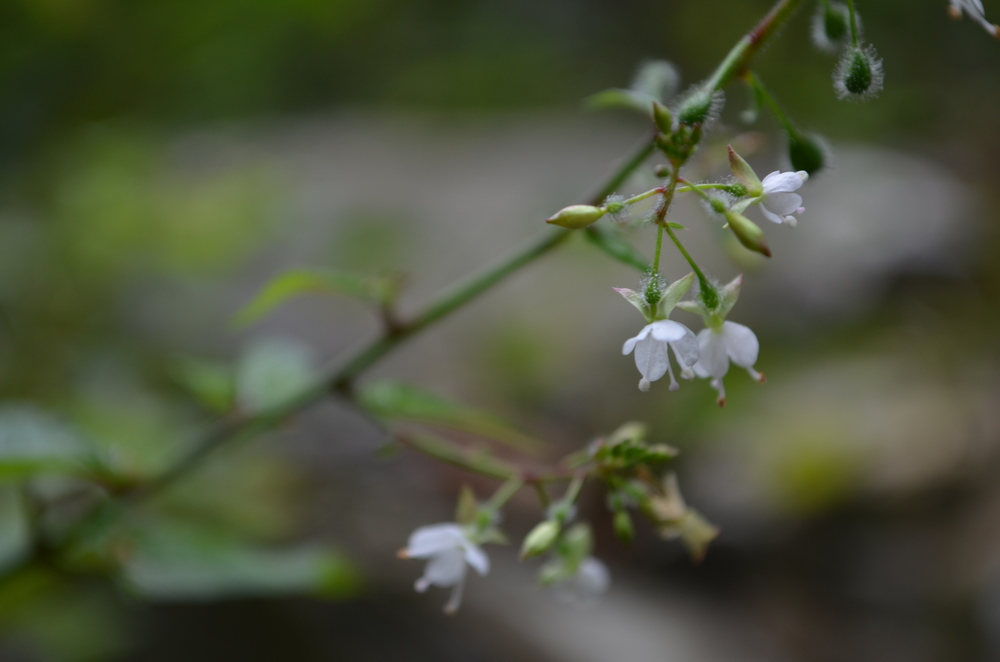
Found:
[122,523,359,601]
[235,339,317,414]
[234,269,399,327]
[169,357,233,413]
[0,405,94,479]
[584,226,649,272]
[358,381,541,453]
[666,222,686,230]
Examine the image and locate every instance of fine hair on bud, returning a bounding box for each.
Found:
[811,1,858,53]
[603,194,633,225]
[786,131,832,176]
[675,88,725,127]
[833,45,884,100]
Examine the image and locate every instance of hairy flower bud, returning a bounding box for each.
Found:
[675,88,723,126]
[546,204,606,229]
[812,1,856,52]
[834,45,884,100]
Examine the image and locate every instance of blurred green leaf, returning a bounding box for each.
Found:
[0,405,94,479]
[235,269,399,326]
[585,61,680,115]
[584,88,653,114]
[122,523,359,601]
[236,338,317,413]
[584,226,649,272]
[169,357,234,413]
[358,380,541,453]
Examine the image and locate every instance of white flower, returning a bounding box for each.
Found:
[758,170,808,227]
[622,320,699,392]
[399,523,489,614]
[692,321,764,405]
[553,557,611,607]
[949,0,1000,37]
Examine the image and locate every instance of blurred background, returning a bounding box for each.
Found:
[1,0,1000,660]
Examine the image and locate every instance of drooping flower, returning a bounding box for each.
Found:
[758,170,808,227]
[949,0,1000,37]
[399,523,489,614]
[692,320,765,406]
[552,557,611,607]
[622,320,699,392]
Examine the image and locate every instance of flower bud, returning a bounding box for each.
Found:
[652,101,674,134]
[727,145,762,196]
[811,1,855,52]
[786,131,829,176]
[613,509,634,544]
[546,204,606,229]
[724,210,771,258]
[833,45,884,100]
[520,520,560,559]
[676,89,722,126]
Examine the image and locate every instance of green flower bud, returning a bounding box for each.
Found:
[787,131,829,176]
[521,520,560,559]
[676,89,723,126]
[811,1,855,52]
[546,204,606,229]
[723,210,771,258]
[613,509,634,544]
[652,101,674,135]
[834,45,884,100]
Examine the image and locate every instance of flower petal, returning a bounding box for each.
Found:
[633,336,669,384]
[649,319,688,342]
[405,523,465,559]
[622,324,654,355]
[722,321,759,368]
[693,329,729,379]
[762,191,802,217]
[669,326,700,369]
[762,171,806,194]
[759,204,787,225]
[462,542,490,576]
[421,548,467,587]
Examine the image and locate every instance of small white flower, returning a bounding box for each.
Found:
[400,523,489,614]
[758,170,808,227]
[553,557,611,607]
[622,320,699,392]
[692,321,764,406]
[949,0,1000,37]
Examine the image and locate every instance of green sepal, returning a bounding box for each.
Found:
[727,145,763,196]
[455,485,479,525]
[655,272,695,318]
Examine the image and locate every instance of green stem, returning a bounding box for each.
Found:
[703,0,804,92]
[845,0,860,47]
[676,183,733,193]
[745,72,797,134]
[485,476,525,513]
[652,224,666,274]
[651,169,681,276]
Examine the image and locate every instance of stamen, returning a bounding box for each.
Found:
[639,378,651,392]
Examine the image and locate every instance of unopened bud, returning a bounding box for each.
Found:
[834,46,884,100]
[676,89,722,126]
[727,145,762,196]
[521,520,560,559]
[811,1,855,52]
[654,164,670,178]
[546,204,606,229]
[787,131,829,176]
[613,509,634,544]
[652,101,674,134]
[724,210,771,258]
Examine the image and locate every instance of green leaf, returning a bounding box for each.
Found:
[169,357,233,413]
[666,222,686,230]
[0,405,94,479]
[631,60,680,104]
[236,339,317,413]
[234,269,399,327]
[122,523,359,600]
[358,381,541,453]
[584,226,649,272]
